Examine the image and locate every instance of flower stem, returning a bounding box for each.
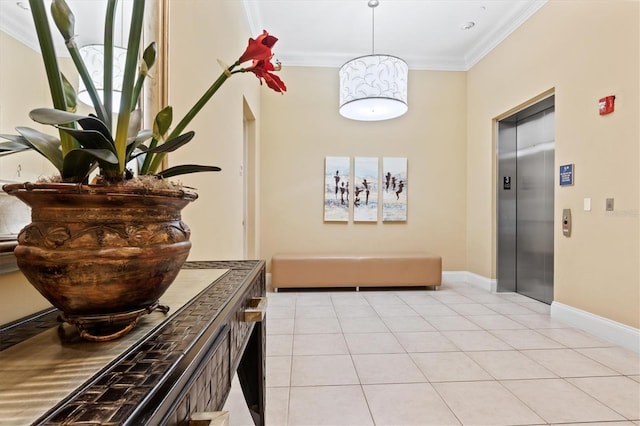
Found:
[147,62,238,174]
[68,42,109,125]
[131,72,146,112]
[103,0,118,129]
[168,66,235,141]
[113,0,145,176]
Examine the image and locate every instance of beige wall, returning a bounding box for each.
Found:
[466,0,639,327]
[167,0,261,261]
[1,1,637,332]
[260,67,468,271]
[0,272,51,325]
[0,32,58,323]
[0,31,59,182]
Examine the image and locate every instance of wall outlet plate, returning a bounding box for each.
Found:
[606,198,614,211]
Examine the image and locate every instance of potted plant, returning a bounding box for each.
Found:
[0,0,286,341]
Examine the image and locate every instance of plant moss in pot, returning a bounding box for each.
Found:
[0,0,286,341]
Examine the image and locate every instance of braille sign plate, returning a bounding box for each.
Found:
[560,164,574,186]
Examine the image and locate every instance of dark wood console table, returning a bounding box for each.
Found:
[0,260,266,425]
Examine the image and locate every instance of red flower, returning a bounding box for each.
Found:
[246,59,287,93]
[238,30,278,64]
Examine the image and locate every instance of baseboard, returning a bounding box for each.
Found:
[441,271,467,284]
[266,272,273,292]
[442,271,497,292]
[551,301,640,353]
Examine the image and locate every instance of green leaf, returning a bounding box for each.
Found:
[128,109,142,141]
[85,148,118,164]
[29,0,67,112]
[0,134,31,147]
[31,108,94,126]
[77,116,112,139]
[131,129,153,146]
[143,42,157,70]
[61,73,77,111]
[50,0,75,41]
[61,150,95,182]
[0,138,31,156]
[113,0,146,173]
[153,106,172,138]
[104,0,118,121]
[30,107,85,124]
[0,150,29,158]
[61,148,118,182]
[30,108,112,139]
[146,131,195,155]
[15,126,63,171]
[126,129,153,157]
[0,140,30,151]
[57,127,116,152]
[156,164,221,179]
[130,44,156,112]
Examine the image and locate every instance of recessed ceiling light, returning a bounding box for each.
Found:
[16,1,30,11]
[461,21,476,30]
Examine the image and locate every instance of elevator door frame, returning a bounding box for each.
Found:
[496,95,555,304]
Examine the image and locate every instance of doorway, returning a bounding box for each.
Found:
[243,99,257,260]
[497,95,555,304]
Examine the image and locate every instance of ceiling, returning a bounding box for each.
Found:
[245,0,547,70]
[1,0,547,71]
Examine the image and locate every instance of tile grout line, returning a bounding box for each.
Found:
[339,294,377,426]
[266,285,638,426]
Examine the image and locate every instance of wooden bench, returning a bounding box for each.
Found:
[271,252,442,291]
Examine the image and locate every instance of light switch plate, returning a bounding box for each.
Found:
[606,198,614,211]
[584,198,591,211]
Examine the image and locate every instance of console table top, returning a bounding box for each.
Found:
[0,260,264,425]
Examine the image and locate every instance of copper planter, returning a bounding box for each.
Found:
[3,182,197,341]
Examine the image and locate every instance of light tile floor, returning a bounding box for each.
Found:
[226,281,640,426]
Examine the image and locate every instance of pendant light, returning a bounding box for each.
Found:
[339,0,408,121]
[78,2,128,108]
[77,44,127,107]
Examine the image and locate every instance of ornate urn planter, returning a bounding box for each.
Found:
[3,182,197,341]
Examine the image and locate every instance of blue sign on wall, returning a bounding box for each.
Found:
[560,164,574,186]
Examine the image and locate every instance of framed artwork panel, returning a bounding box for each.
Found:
[353,157,378,222]
[382,157,407,222]
[324,156,350,222]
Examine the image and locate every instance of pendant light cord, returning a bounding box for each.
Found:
[369,0,378,54]
[371,2,375,54]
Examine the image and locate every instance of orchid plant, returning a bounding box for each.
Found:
[0,0,286,184]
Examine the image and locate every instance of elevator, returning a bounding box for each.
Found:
[497,96,555,304]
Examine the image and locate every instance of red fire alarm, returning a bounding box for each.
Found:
[599,95,615,115]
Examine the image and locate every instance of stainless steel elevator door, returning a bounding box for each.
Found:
[497,96,555,304]
[497,121,517,293]
[515,109,555,303]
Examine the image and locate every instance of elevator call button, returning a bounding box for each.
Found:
[562,208,572,237]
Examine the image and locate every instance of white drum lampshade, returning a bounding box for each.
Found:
[77,44,128,107]
[339,54,408,121]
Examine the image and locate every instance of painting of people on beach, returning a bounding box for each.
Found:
[382,157,407,221]
[354,157,378,222]
[324,156,350,222]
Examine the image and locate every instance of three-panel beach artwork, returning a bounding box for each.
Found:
[324,156,407,223]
